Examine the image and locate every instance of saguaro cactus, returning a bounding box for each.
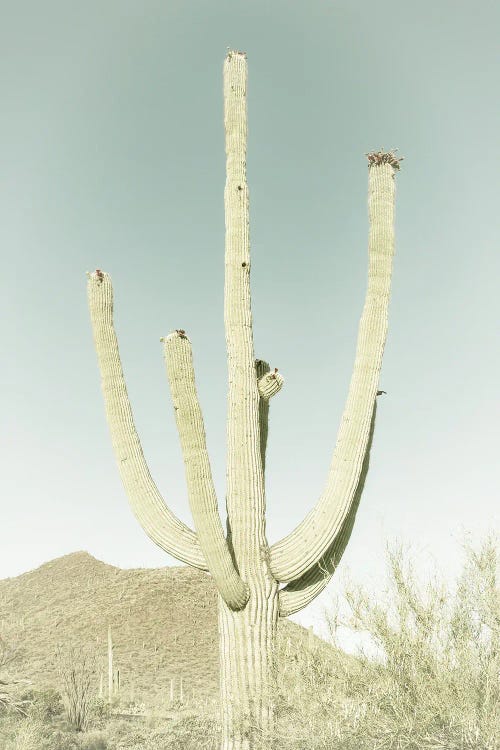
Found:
[87,50,402,750]
[107,625,113,704]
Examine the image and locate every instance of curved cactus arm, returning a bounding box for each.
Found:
[87,271,207,570]
[269,153,401,582]
[162,331,249,610]
[278,401,377,617]
[255,359,284,476]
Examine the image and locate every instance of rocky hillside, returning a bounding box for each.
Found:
[0,552,350,710]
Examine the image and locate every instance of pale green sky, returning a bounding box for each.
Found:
[1,0,498,644]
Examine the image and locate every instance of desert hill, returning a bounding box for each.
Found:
[0,552,351,709]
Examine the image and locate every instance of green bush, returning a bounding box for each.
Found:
[21,687,64,721]
[40,728,80,750]
[77,729,108,750]
[86,697,110,729]
[5,716,50,750]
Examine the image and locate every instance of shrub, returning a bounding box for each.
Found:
[55,644,98,732]
[265,535,500,749]
[86,696,110,728]
[318,535,500,749]
[0,633,30,717]
[77,729,108,750]
[21,687,64,721]
[5,715,49,750]
[39,728,80,750]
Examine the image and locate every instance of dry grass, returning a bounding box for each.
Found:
[270,535,500,749]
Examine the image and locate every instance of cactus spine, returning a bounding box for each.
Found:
[87,50,401,750]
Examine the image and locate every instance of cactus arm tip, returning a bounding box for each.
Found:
[365,148,404,170]
[226,48,247,59]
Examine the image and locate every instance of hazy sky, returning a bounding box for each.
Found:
[1,0,498,646]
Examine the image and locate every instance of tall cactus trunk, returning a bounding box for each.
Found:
[218,582,279,749]
[218,50,280,748]
[86,48,401,750]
